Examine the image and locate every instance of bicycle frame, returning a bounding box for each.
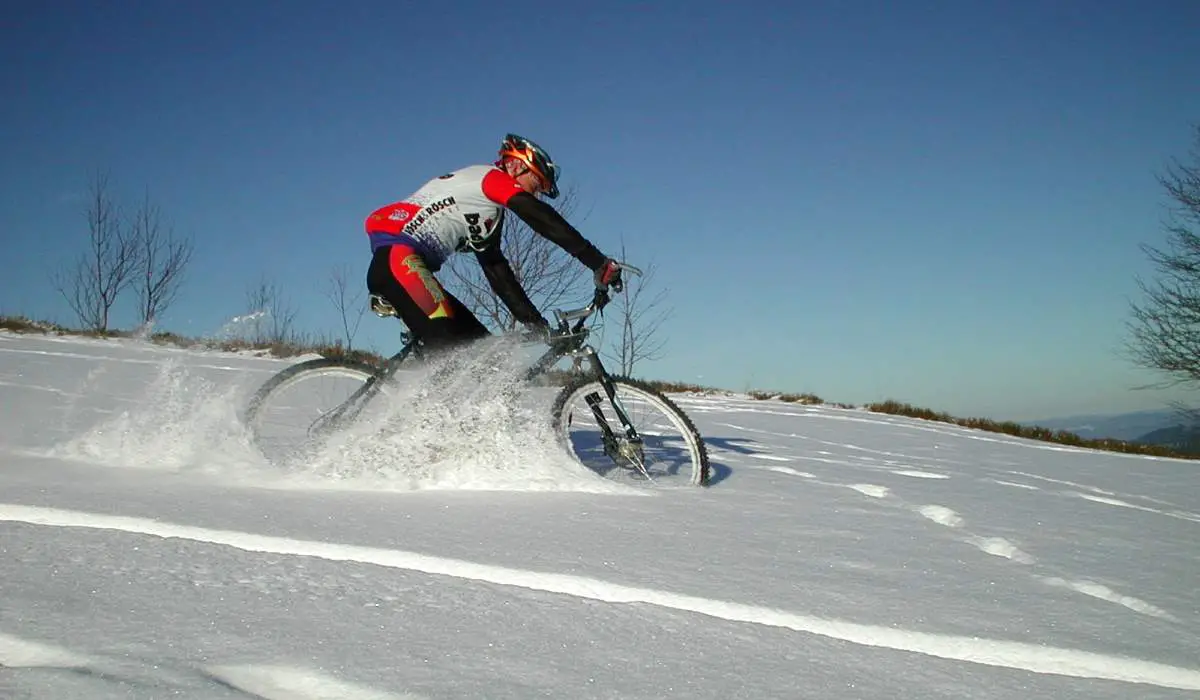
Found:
[532,288,646,454]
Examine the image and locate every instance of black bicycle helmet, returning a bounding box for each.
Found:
[499,133,560,199]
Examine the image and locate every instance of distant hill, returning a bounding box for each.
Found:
[1025,409,1183,442]
[1025,408,1200,454]
[1131,424,1200,454]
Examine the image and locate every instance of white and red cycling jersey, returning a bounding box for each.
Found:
[366,164,600,272]
[364,162,609,327]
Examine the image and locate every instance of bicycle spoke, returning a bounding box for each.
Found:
[553,377,709,487]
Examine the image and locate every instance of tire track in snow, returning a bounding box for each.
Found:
[849,494,1173,618]
[911,510,1175,618]
[3,504,1198,692]
[708,431,1180,622]
[0,631,93,668]
[766,466,816,478]
[989,479,1040,490]
[0,345,281,373]
[715,421,963,468]
[918,505,964,528]
[1006,471,1200,523]
[1038,578,1176,620]
[206,664,426,699]
[848,484,890,498]
[891,469,950,479]
[843,486,1036,563]
[0,630,422,699]
[716,445,1174,620]
[1073,492,1200,523]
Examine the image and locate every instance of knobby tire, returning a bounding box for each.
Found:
[241,357,380,429]
[552,375,711,486]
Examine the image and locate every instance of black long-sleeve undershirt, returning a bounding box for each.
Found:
[473,192,607,326]
[475,244,544,326]
[504,192,607,271]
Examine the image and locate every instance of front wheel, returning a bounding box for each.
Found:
[552,376,710,487]
[242,358,382,465]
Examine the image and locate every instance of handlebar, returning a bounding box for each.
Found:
[553,286,608,326]
[551,261,643,335]
[509,260,639,352]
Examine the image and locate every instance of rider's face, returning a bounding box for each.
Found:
[506,159,548,196]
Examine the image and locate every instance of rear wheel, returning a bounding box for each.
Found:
[552,376,710,487]
[242,358,382,465]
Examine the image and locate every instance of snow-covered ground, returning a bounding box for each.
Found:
[1,331,1197,699]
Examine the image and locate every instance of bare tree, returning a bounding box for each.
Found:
[442,185,592,331]
[245,278,297,345]
[52,171,140,332]
[323,263,365,350]
[604,242,672,376]
[1127,124,1200,388]
[130,188,194,330]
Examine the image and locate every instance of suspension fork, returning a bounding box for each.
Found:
[579,350,642,444]
[523,332,640,444]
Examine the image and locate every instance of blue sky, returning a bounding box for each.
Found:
[3,0,1200,421]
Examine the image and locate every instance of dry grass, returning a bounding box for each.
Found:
[865,399,1188,458]
[0,315,71,334]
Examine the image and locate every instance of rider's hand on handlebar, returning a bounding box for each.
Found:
[594,259,624,292]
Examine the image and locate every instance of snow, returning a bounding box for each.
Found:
[1,331,1198,698]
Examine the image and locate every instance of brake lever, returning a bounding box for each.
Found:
[594,261,642,294]
[616,261,644,277]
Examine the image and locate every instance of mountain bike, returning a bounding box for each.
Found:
[241,267,710,487]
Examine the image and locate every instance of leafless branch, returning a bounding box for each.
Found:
[324,263,366,350]
[52,170,139,331]
[603,240,672,376]
[245,277,297,345]
[130,188,194,329]
[1127,124,1200,390]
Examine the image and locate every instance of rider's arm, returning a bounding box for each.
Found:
[505,192,607,271]
[481,169,607,271]
[474,237,547,327]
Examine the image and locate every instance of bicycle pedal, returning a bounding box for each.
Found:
[370,294,398,318]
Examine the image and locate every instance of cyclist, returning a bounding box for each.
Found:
[364,133,623,353]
